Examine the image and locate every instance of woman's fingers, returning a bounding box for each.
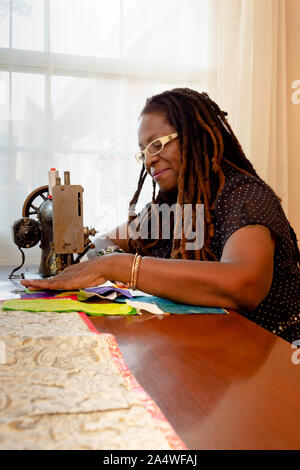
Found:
[114,281,128,288]
[20,272,106,291]
[20,257,108,291]
[20,277,64,290]
[20,274,88,290]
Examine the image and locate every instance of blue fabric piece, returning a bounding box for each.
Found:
[115,295,226,314]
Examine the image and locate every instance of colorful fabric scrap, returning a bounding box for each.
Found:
[21,289,87,301]
[22,284,133,301]
[85,285,133,298]
[1,299,137,316]
[116,295,227,314]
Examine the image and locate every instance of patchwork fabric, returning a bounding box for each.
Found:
[117,295,227,314]
[2,299,137,316]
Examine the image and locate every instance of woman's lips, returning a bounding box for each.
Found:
[152,168,170,180]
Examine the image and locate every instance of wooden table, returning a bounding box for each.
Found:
[1,266,300,450]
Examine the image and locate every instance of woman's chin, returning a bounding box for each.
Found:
[161,185,177,194]
[157,180,178,194]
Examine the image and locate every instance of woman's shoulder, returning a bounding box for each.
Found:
[217,160,282,211]
[214,160,294,254]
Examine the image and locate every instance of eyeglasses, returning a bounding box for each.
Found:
[135,133,178,164]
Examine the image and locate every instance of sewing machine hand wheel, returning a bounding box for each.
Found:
[22,185,49,218]
[9,186,48,279]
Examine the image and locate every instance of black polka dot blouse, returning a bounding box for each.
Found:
[149,161,300,344]
[210,161,300,343]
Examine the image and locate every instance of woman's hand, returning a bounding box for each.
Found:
[20,256,110,291]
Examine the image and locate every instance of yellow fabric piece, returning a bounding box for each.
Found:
[2,299,137,316]
[55,290,88,301]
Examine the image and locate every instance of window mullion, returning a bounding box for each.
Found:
[44,0,52,161]
[0,48,205,83]
[9,0,12,49]
[8,70,12,157]
[44,0,50,53]
[8,1,12,159]
[119,0,124,59]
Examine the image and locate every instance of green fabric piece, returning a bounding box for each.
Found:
[1,299,137,316]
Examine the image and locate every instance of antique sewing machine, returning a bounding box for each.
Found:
[10,169,96,278]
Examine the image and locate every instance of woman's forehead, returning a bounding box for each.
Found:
[137,112,174,143]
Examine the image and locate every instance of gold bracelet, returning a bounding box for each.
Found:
[129,253,138,289]
[131,255,142,290]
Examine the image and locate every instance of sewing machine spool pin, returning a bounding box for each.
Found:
[64,171,70,185]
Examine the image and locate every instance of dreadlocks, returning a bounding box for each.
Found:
[127,88,300,265]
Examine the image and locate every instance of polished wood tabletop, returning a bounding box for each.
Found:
[1,266,300,450]
[89,311,300,450]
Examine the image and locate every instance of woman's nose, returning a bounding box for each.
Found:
[144,152,160,168]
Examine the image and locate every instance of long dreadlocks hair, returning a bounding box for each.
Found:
[127,88,300,266]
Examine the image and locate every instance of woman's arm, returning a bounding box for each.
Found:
[87,221,131,258]
[21,225,275,312]
[103,221,130,252]
[106,224,275,311]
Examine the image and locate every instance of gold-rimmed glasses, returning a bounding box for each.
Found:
[135,132,178,164]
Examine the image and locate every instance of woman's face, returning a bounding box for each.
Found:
[137,112,181,192]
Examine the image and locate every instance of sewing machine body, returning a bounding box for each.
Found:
[11,171,95,277]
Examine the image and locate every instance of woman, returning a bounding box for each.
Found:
[21,88,300,343]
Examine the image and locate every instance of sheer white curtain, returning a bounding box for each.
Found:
[0,0,288,265]
[211,0,288,212]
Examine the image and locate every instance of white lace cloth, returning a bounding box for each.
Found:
[0,310,185,450]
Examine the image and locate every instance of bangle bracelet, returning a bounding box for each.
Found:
[131,255,142,290]
[127,253,142,290]
[129,253,138,289]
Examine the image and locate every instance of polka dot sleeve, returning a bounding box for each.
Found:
[212,166,300,343]
[214,176,295,261]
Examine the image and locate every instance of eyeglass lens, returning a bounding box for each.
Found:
[147,140,163,155]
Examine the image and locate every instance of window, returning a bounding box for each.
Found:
[0,0,211,264]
